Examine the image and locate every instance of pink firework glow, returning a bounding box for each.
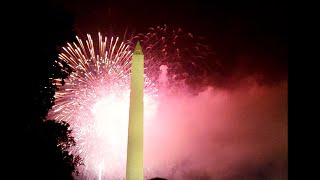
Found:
[49,27,287,180]
[128,25,215,88]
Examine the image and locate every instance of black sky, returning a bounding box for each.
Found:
[48,0,287,86]
[6,1,287,179]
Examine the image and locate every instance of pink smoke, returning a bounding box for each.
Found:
[143,77,287,179]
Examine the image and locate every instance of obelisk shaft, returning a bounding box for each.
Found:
[126,42,144,180]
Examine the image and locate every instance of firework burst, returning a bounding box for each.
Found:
[48,33,157,179]
[49,26,213,179]
[128,24,214,89]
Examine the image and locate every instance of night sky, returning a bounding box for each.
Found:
[49,0,288,88]
[11,0,287,179]
[51,1,287,179]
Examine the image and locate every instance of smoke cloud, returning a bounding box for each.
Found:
[144,75,287,179]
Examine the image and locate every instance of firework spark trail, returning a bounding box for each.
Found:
[49,26,214,179]
[49,33,157,179]
[128,24,215,89]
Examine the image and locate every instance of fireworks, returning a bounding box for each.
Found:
[128,24,214,88]
[48,26,213,179]
[48,33,157,179]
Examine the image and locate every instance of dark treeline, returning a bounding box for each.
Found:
[6,2,81,180]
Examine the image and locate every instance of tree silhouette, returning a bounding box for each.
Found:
[13,2,81,180]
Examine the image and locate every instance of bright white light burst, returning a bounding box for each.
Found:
[48,33,157,179]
